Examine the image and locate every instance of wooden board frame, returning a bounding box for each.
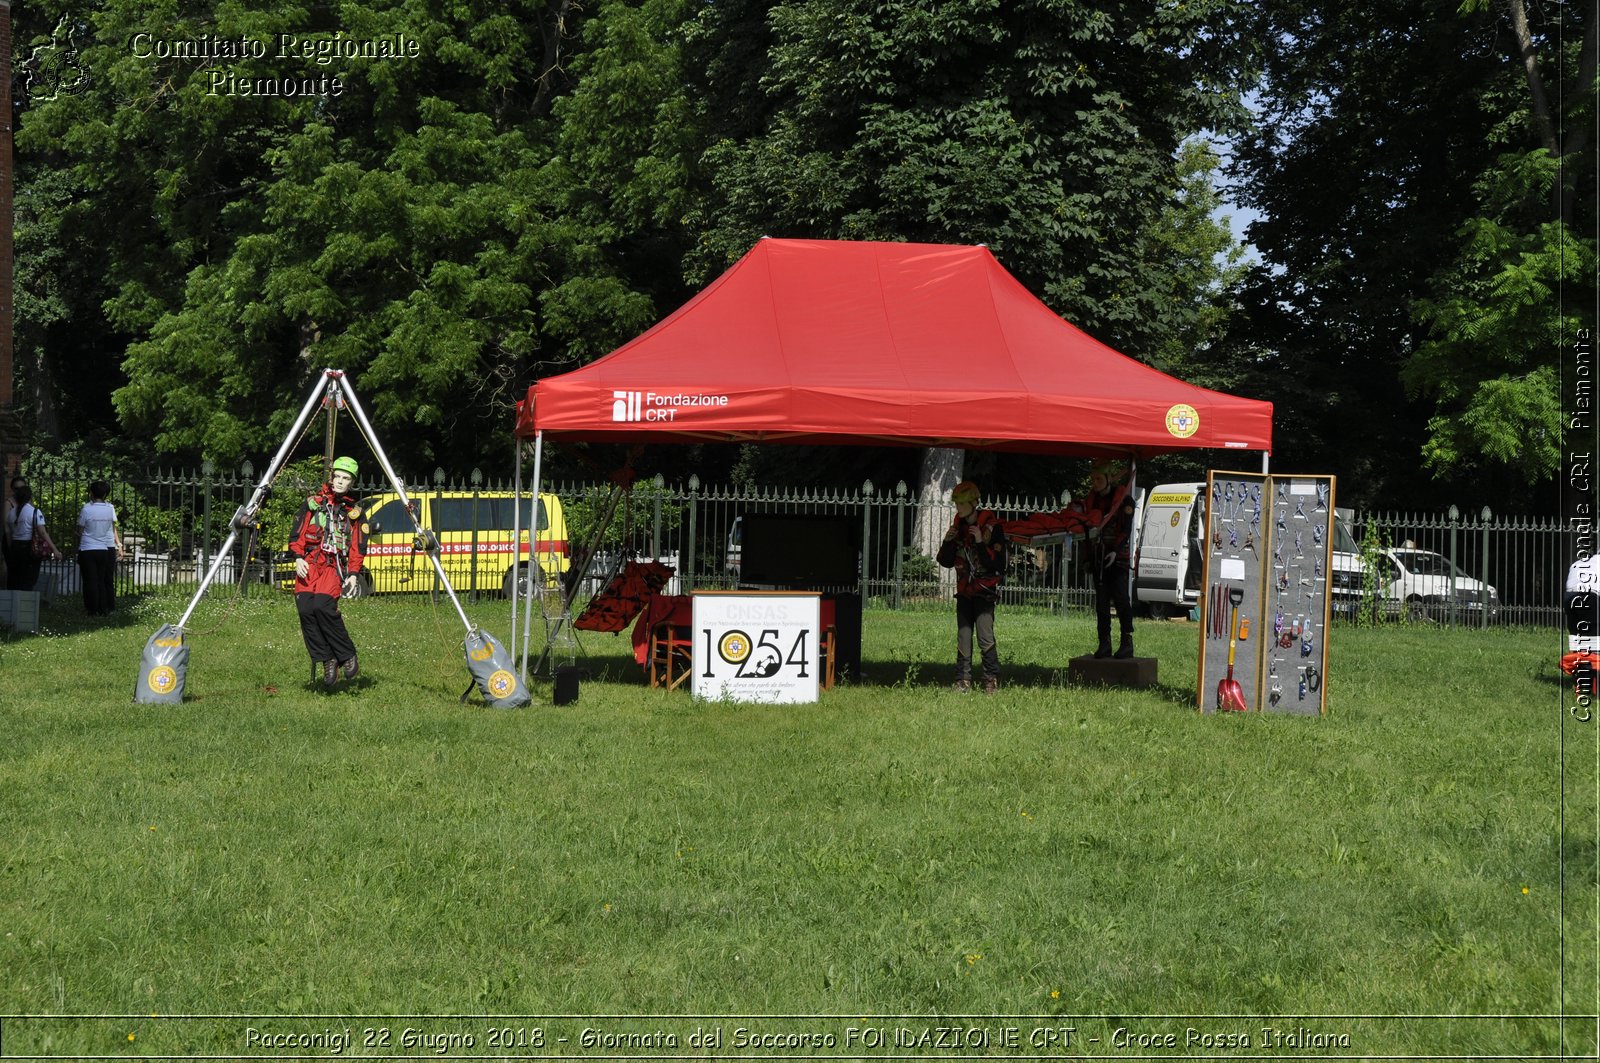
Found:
[1196,472,1336,716]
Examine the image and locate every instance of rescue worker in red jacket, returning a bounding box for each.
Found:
[936,480,1007,694]
[288,456,366,687]
[1005,458,1137,659]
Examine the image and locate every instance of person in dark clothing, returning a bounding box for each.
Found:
[1005,458,1138,659]
[1079,460,1139,658]
[936,480,1007,693]
[288,456,366,687]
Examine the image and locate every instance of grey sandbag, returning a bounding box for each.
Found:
[135,623,189,704]
[464,627,530,708]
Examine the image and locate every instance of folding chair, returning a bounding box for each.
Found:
[645,596,693,689]
[819,598,838,690]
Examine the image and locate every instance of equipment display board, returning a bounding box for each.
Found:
[1198,472,1269,714]
[1260,475,1336,716]
[691,591,822,704]
[1197,472,1335,716]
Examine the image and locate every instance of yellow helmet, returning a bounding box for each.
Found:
[1092,459,1128,482]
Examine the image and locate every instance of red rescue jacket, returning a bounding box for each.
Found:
[288,488,365,598]
[936,508,1007,600]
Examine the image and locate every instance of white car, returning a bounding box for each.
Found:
[1370,547,1498,621]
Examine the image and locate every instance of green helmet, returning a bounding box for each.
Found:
[1092,459,1128,482]
[331,456,359,477]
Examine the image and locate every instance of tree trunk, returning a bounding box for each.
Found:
[909,446,964,592]
[1504,0,1597,224]
[531,0,575,118]
[1506,0,1559,158]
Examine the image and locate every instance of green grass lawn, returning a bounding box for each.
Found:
[0,589,1594,1058]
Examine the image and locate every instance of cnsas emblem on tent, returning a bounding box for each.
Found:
[1165,403,1199,439]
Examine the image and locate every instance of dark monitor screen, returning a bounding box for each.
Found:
[740,514,859,588]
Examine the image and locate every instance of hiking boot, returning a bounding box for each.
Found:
[341,654,359,680]
[982,676,999,695]
[951,678,972,693]
[1094,639,1113,659]
[1114,636,1135,660]
[322,659,339,687]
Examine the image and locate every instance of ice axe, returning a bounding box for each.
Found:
[1217,584,1249,712]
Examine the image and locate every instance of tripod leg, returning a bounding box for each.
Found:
[175,372,336,630]
[333,373,474,634]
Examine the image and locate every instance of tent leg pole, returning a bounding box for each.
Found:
[510,437,523,671]
[521,431,544,682]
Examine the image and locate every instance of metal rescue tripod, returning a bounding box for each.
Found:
[133,369,530,707]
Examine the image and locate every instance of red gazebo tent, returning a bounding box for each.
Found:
[514,238,1272,456]
[508,238,1273,669]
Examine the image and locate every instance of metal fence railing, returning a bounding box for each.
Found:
[7,460,1574,630]
[1352,509,1566,629]
[542,475,1098,613]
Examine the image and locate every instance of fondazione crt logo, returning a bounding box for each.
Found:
[612,390,730,424]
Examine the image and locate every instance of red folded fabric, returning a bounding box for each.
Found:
[574,560,675,632]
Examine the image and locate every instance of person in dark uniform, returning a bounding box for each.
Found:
[288,456,366,687]
[1006,459,1138,659]
[1080,460,1138,659]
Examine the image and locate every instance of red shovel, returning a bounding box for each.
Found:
[1218,585,1249,712]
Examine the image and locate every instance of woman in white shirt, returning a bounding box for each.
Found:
[6,483,60,591]
[76,480,124,615]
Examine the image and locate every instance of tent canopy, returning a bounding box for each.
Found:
[515,238,1271,458]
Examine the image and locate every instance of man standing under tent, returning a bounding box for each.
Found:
[288,456,366,687]
[1079,460,1139,659]
[1007,459,1138,659]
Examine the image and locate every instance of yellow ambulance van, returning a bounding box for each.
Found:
[350,490,568,598]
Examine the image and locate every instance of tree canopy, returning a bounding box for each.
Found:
[9,0,1590,511]
[17,0,650,469]
[1231,0,1593,509]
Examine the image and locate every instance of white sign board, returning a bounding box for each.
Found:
[691,592,822,704]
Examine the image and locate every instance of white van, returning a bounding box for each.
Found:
[1135,483,1356,617]
[1327,507,1364,613]
[1133,482,1207,617]
[1370,546,1499,621]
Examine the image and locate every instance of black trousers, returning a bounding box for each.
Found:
[1094,561,1134,642]
[296,592,357,663]
[78,549,116,615]
[4,540,41,591]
